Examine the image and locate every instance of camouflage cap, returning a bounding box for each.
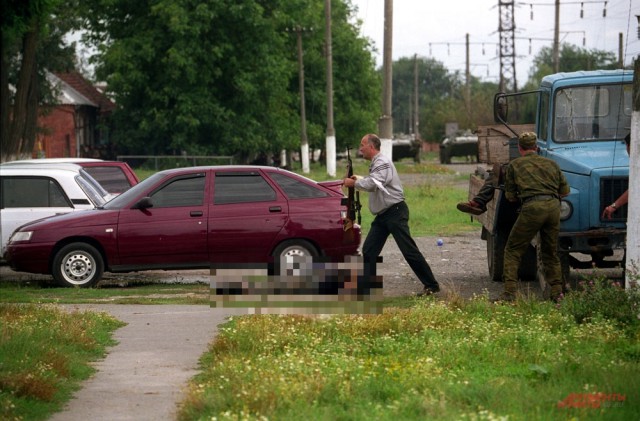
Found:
[518,132,537,149]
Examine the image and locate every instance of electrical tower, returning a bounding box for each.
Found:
[498,0,517,93]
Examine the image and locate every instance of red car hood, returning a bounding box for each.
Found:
[16,209,119,231]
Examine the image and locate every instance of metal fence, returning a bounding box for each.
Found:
[116,155,234,171]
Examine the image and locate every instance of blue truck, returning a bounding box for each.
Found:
[470,70,632,296]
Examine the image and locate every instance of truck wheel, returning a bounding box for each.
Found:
[487,231,505,282]
[536,246,571,299]
[560,252,572,292]
[52,243,104,288]
[439,148,450,164]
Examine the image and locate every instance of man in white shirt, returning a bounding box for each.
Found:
[344,134,440,296]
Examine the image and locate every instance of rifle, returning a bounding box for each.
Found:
[343,147,362,231]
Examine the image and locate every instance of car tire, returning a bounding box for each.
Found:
[52,242,104,288]
[272,240,319,275]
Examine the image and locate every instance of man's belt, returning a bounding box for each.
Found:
[522,194,557,203]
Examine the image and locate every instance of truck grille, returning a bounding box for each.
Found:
[600,177,628,222]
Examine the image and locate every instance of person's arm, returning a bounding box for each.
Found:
[558,172,570,198]
[354,160,392,192]
[504,165,519,202]
[602,189,628,219]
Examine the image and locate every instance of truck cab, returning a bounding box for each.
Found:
[473,70,631,294]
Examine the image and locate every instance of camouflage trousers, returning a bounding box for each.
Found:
[503,198,563,298]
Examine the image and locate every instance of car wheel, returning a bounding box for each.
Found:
[52,243,104,288]
[272,240,318,275]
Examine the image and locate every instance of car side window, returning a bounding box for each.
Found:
[83,167,132,194]
[1,177,71,208]
[214,172,276,204]
[150,174,205,207]
[270,173,329,199]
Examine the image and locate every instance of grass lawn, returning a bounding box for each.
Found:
[178,292,640,421]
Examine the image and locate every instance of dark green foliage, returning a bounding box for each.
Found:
[559,275,640,328]
[79,0,380,159]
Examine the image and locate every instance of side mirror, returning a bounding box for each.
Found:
[132,196,153,210]
[494,93,508,123]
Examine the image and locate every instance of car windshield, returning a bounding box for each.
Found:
[103,172,166,210]
[553,83,631,142]
[75,175,106,207]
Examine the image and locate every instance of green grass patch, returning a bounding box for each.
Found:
[292,160,480,237]
[0,303,125,421]
[0,281,210,305]
[178,296,640,420]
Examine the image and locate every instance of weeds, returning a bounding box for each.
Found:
[559,274,640,327]
[178,296,640,420]
[0,304,124,420]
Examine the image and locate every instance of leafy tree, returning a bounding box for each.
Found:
[0,0,79,161]
[79,0,379,161]
[392,56,497,141]
[524,43,618,89]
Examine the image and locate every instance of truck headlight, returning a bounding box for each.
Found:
[559,200,573,221]
[9,231,33,243]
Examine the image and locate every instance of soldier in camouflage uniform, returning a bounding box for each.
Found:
[497,132,570,302]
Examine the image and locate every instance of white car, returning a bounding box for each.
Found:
[1,158,139,195]
[0,164,112,258]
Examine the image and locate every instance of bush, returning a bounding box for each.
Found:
[558,274,640,327]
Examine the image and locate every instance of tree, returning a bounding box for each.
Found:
[0,0,80,161]
[392,56,497,141]
[79,0,379,161]
[524,43,618,89]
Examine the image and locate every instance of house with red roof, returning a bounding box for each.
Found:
[35,71,116,158]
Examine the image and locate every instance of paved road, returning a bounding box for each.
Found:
[49,304,246,421]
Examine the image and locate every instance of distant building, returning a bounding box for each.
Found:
[35,71,115,159]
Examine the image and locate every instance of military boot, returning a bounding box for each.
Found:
[492,281,517,303]
[549,282,564,302]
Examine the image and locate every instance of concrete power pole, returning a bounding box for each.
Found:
[627,58,640,289]
[553,0,560,73]
[378,0,393,158]
[465,33,471,123]
[325,0,336,177]
[413,54,419,140]
[618,33,624,69]
[292,27,310,174]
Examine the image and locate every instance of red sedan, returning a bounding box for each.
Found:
[6,166,360,287]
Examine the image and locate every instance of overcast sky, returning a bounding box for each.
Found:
[350,0,639,88]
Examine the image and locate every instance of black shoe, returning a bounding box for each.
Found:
[417,286,440,297]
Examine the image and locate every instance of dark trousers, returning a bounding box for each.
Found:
[362,201,439,290]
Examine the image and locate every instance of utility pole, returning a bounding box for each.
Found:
[618,33,623,69]
[465,33,471,124]
[498,0,517,93]
[413,54,419,139]
[627,58,640,289]
[325,0,336,177]
[413,53,420,163]
[378,0,393,158]
[290,26,311,174]
[553,0,560,73]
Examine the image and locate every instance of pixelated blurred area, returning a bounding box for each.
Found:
[210,256,383,314]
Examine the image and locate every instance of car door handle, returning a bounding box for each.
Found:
[190,211,203,217]
[269,206,282,213]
